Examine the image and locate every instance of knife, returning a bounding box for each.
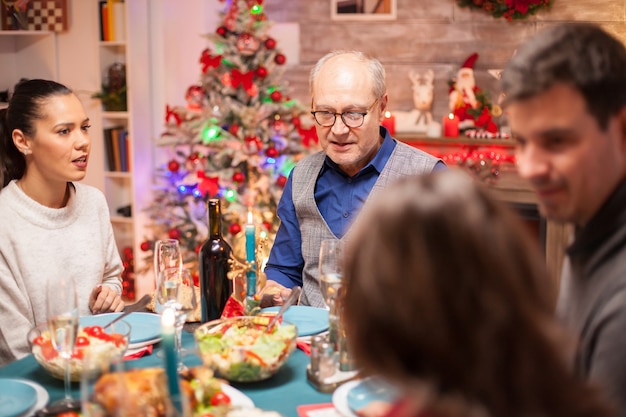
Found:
[103,293,152,329]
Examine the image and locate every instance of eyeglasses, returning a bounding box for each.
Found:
[311,98,379,128]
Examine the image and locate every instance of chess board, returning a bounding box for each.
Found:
[2,0,68,32]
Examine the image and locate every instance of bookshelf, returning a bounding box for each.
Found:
[93,0,153,300]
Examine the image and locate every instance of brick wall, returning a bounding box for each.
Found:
[264,0,626,124]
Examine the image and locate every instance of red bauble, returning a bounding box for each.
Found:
[291,117,301,127]
[255,66,268,79]
[229,223,242,235]
[274,54,286,65]
[192,272,200,287]
[264,38,276,50]
[168,228,181,240]
[188,152,200,163]
[216,26,228,37]
[229,124,239,135]
[266,147,279,158]
[263,221,273,230]
[237,33,260,56]
[270,91,282,102]
[276,175,287,188]
[123,246,134,260]
[140,241,151,252]
[232,171,245,183]
[167,159,180,172]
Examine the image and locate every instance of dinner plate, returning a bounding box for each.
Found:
[0,378,38,417]
[261,306,329,336]
[222,383,254,409]
[16,379,49,417]
[333,377,399,417]
[80,312,162,348]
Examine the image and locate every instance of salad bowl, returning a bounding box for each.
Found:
[194,316,297,383]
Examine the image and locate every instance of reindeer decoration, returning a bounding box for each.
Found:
[395,69,440,135]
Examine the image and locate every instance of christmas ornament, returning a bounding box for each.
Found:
[140,241,151,252]
[200,49,222,73]
[185,85,205,110]
[457,0,551,21]
[255,66,268,79]
[270,91,282,102]
[216,26,228,37]
[237,33,260,56]
[167,160,180,172]
[231,68,255,91]
[165,105,182,126]
[274,54,286,65]
[276,175,287,188]
[168,228,181,240]
[229,223,242,235]
[264,38,276,50]
[265,147,279,158]
[232,171,246,183]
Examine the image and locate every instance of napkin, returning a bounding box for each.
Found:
[123,344,153,360]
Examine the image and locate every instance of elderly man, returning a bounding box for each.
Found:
[263,50,444,307]
[501,23,626,416]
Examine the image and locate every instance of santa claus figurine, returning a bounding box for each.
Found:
[449,53,495,131]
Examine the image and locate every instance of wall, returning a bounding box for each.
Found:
[262,0,626,123]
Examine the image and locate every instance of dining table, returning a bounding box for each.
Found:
[0,326,335,417]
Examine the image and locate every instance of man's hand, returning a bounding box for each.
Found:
[89,285,125,314]
[259,280,294,308]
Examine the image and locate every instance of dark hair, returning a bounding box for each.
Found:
[0,79,72,188]
[501,23,626,131]
[343,170,611,417]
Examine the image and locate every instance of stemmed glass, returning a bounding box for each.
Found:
[318,239,343,349]
[47,275,80,410]
[156,267,197,371]
[153,239,182,312]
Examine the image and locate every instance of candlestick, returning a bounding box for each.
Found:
[245,210,257,298]
[161,307,183,414]
[382,111,396,135]
[443,113,460,138]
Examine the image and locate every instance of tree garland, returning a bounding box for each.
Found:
[456,0,551,21]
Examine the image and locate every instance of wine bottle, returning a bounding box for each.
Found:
[199,198,233,323]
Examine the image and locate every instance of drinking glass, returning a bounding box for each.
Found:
[47,275,80,410]
[156,267,197,371]
[318,239,343,349]
[153,239,182,313]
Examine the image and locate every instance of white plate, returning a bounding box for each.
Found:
[222,383,254,409]
[333,380,360,417]
[261,306,329,336]
[0,378,37,417]
[15,379,49,417]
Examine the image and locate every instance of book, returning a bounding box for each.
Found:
[100,1,110,41]
[118,129,128,172]
[111,128,122,172]
[112,1,126,42]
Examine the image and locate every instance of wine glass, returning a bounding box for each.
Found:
[156,267,197,371]
[153,239,182,313]
[47,275,80,410]
[318,239,343,348]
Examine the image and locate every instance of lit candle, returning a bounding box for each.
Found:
[443,113,459,138]
[245,210,257,298]
[161,307,182,413]
[382,111,396,135]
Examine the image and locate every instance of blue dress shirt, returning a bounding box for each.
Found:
[264,127,445,288]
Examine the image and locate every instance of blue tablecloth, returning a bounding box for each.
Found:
[0,331,333,417]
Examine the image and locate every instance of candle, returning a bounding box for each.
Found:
[443,113,459,138]
[382,111,396,135]
[161,307,183,413]
[245,210,257,298]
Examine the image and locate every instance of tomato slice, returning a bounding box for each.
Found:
[84,325,104,338]
[76,336,90,347]
[210,391,231,406]
[57,412,80,417]
[32,335,45,346]
[40,340,58,361]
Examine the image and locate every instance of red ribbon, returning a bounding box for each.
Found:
[165,105,181,126]
[196,171,220,197]
[231,68,255,90]
[200,49,222,73]
[298,125,319,148]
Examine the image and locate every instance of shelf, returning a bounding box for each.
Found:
[0,30,52,36]
[102,111,129,119]
[99,40,126,47]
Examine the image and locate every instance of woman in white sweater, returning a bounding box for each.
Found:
[0,79,125,365]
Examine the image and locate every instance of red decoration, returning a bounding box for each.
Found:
[274,54,286,65]
[188,152,201,164]
[266,147,279,158]
[270,91,282,102]
[200,49,222,73]
[255,66,268,79]
[216,26,228,37]
[168,228,181,240]
[244,136,262,153]
[192,271,200,287]
[263,221,272,230]
[167,160,180,172]
[229,124,240,135]
[231,68,255,91]
[298,125,319,147]
[291,117,301,128]
[443,113,460,137]
[123,246,134,260]
[264,38,276,50]
[165,105,182,126]
[229,223,242,235]
[232,171,245,183]
[185,85,205,110]
[237,33,260,55]
[140,241,151,252]
[276,175,288,188]
[197,171,220,197]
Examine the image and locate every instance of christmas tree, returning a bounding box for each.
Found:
[141,0,319,278]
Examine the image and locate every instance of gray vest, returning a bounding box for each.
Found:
[292,140,440,307]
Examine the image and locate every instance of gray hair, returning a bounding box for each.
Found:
[501,23,626,130]
[309,50,387,100]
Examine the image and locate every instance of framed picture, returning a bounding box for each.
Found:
[1,0,69,32]
[331,0,397,21]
